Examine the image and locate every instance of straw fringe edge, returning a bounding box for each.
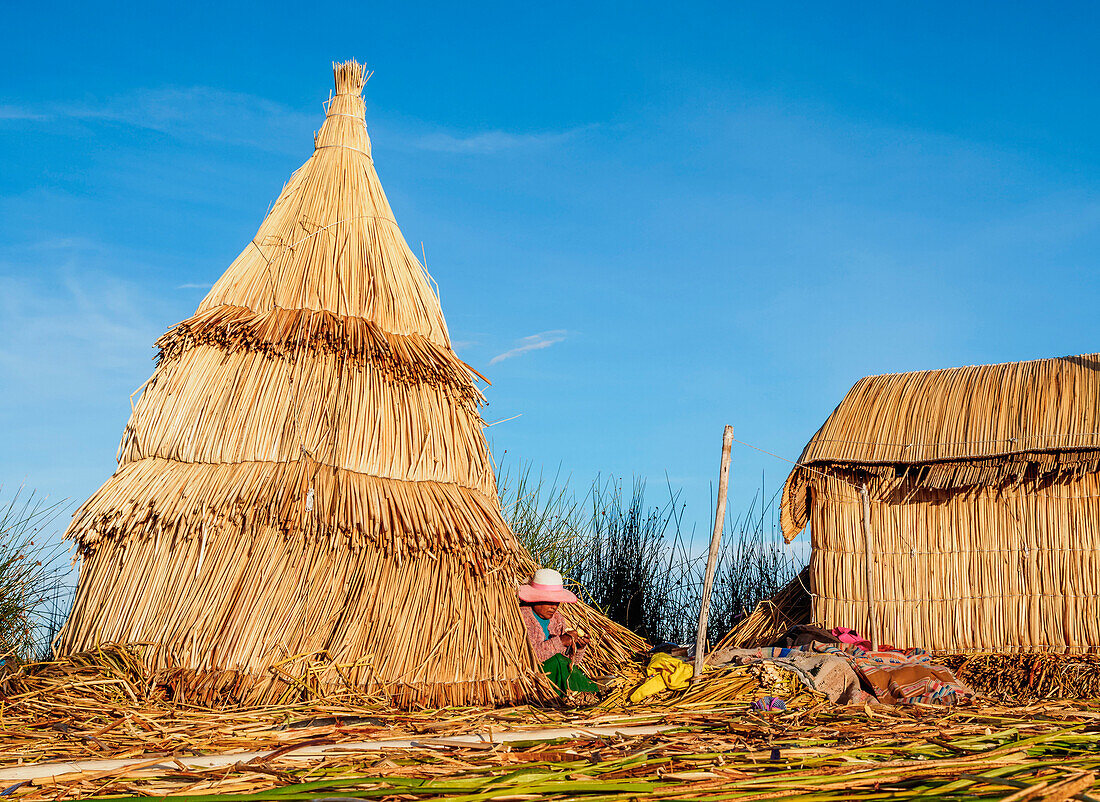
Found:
[782,450,1100,539]
[68,457,524,569]
[156,305,485,402]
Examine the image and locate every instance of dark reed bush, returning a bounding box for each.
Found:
[497,462,592,577]
[0,489,70,662]
[705,484,801,643]
[574,478,699,645]
[500,465,801,646]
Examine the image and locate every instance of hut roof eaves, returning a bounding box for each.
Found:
[779,352,1100,540]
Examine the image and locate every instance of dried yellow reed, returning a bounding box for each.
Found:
[711,568,811,652]
[780,354,1100,654]
[57,60,641,708]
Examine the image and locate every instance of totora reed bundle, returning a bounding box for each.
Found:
[711,568,811,652]
[57,60,643,708]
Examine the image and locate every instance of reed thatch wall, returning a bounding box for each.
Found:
[780,354,1100,654]
[58,61,642,706]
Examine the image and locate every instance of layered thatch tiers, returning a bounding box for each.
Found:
[780,354,1100,654]
[69,459,520,563]
[120,349,496,489]
[156,306,488,402]
[67,541,541,707]
[58,60,643,706]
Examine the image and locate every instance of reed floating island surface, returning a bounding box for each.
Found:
[3,646,1100,802]
[55,60,641,708]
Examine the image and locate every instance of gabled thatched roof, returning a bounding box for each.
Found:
[781,353,1100,539]
[58,61,642,706]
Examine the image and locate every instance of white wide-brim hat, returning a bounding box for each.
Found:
[517,568,579,604]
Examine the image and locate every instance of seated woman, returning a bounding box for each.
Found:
[518,568,600,700]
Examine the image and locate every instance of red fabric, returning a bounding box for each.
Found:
[830,627,876,651]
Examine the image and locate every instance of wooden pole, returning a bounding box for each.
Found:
[859,482,880,651]
[693,425,734,684]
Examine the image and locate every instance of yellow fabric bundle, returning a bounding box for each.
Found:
[629,653,695,704]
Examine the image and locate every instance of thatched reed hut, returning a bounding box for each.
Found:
[58,61,641,706]
[781,354,1100,654]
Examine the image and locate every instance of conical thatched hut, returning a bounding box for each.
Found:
[781,353,1100,654]
[58,61,641,706]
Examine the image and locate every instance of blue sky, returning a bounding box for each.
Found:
[2,2,1099,553]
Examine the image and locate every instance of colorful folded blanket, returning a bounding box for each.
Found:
[708,643,974,706]
[814,643,974,705]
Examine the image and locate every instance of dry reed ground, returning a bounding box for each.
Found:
[3,648,1100,801]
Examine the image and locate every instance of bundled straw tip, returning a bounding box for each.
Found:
[333,59,369,94]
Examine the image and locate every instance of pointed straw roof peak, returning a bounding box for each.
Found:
[316,60,372,152]
[190,58,444,342]
[333,59,370,95]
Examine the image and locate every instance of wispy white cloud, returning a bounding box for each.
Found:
[0,240,176,527]
[489,330,567,365]
[1,87,316,154]
[415,125,596,154]
[0,239,175,390]
[3,87,597,158]
[176,282,212,290]
[26,236,104,252]
[0,105,48,121]
[0,272,160,390]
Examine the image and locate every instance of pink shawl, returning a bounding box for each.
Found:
[520,606,588,665]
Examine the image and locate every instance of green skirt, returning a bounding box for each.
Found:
[542,653,598,696]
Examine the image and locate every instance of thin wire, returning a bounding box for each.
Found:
[322,92,366,113]
[248,239,273,264]
[321,114,365,125]
[282,215,398,251]
[485,413,522,428]
[730,436,863,491]
[249,240,278,307]
[314,144,373,160]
